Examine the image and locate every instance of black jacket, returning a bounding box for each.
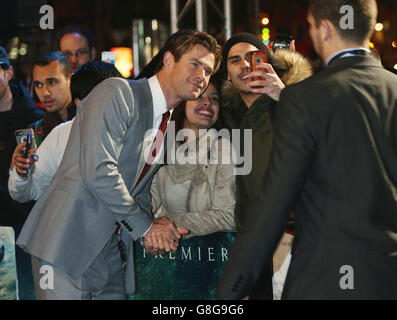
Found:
[218,53,397,299]
[0,79,44,225]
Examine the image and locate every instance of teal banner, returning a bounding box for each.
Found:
[130,232,235,300]
[0,227,18,300]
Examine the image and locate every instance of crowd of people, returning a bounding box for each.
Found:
[0,0,396,300]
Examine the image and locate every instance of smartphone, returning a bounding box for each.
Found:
[101,51,116,64]
[15,128,37,177]
[273,33,293,52]
[249,50,268,86]
[15,128,36,148]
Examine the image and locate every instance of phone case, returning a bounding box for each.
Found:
[15,128,37,149]
[249,50,268,81]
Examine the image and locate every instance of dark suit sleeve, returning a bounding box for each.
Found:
[78,78,152,241]
[217,87,317,299]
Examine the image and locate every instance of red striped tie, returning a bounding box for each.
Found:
[135,111,170,187]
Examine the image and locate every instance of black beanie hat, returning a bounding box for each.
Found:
[221,33,270,78]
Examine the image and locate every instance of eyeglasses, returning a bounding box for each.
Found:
[62,48,89,59]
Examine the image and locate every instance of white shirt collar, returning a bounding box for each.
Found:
[325,47,371,66]
[148,75,168,119]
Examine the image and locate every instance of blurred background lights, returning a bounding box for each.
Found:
[151,19,158,31]
[9,47,18,59]
[375,23,384,31]
[111,47,133,78]
[261,17,269,25]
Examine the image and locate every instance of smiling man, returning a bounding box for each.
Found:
[220,33,312,299]
[17,30,221,300]
[31,51,74,145]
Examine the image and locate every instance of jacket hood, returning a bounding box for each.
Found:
[222,49,313,101]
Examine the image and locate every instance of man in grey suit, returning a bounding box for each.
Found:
[17,30,221,300]
[218,0,397,299]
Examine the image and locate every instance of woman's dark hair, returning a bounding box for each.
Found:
[171,76,224,135]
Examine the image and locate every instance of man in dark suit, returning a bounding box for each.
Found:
[218,0,397,299]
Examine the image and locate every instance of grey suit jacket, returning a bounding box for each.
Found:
[218,53,397,299]
[17,78,161,294]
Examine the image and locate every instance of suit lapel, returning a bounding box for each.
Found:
[126,79,154,189]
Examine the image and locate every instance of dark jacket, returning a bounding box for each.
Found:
[218,52,397,299]
[0,79,44,225]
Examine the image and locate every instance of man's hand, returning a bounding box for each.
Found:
[11,142,38,176]
[269,39,296,54]
[247,63,285,101]
[143,217,189,255]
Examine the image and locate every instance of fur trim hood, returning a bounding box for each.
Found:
[222,49,313,100]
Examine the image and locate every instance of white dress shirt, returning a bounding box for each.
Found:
[145,75,173,166]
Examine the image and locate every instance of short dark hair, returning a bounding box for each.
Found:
[58,25,95,53]
[70,61,122,102]
[0,64,10,71]
[33,51,73,77]
[154,29,222,74]
[309,0,377,44]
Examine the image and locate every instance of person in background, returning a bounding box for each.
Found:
[58,25,96,72]
[0,45,45,225]
[8,61,122,203]
[0,45,44,300]
[30,51,74,145]
[132,79,236,299]
[218,0,397,300]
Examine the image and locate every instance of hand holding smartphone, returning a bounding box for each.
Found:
[272,33,293,52]
[246,49,286,101]
[247,50,269,88]
[14,129,37,177]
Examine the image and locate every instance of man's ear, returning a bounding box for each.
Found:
[163,51,174,69]
[320,20,333,42]
[65,73,72,89]
[5,66,14,81]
